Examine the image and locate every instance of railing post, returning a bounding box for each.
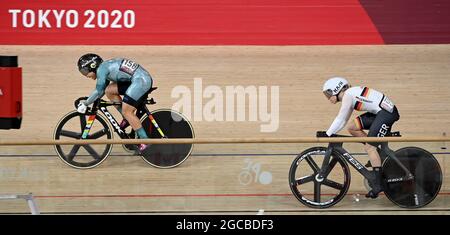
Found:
[0,193,40,215]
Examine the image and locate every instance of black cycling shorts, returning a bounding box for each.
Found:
[117,81,147,109]
[117,81,131,96]
[354,106,400,146]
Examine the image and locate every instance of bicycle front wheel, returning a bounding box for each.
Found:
[53,111,113,169]
[383,147,442,208]
[289,147,351,209]
[140,109,194,168]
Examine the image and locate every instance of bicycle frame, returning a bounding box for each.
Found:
[289,131,441,209]
[317,141,414,184]
[80,98,167,140]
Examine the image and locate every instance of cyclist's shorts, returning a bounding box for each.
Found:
[117,81,131,96]
[117,75,153,108]
[355,106,400,146]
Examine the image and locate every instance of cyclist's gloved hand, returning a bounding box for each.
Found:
[316,131,330,138]
[77,102,87,114]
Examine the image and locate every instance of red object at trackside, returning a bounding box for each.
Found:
[0,55,22,129]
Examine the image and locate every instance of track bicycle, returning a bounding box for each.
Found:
[289,131,442,208]
[53,87,195,169]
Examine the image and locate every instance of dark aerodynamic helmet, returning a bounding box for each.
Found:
[77,53,103,75]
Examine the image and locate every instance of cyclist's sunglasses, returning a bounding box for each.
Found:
[323,89,334,99]
[79,67,90,76]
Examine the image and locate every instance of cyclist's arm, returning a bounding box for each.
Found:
[85,69,110,105]
[326,93,353,136]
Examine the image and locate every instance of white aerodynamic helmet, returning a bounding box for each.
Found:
[322,77,349,98]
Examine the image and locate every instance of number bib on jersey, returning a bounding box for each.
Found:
[119,59,140,76]
[380,95,394,113]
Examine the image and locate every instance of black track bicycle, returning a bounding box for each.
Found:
[53,88,195,169]
[289,131,442,209]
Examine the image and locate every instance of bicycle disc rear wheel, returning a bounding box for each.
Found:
[289,147,350,209]
[140,109,194,168]
[383,147,442,208]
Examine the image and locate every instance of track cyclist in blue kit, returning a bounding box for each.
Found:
[319,77,400,199]
[76,53,153,153]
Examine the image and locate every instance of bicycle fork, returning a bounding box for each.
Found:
[315,145,335,182]
[81,114,97,139]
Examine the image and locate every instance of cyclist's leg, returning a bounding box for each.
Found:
[105,81,130,115]
[347,112,374,137]
[367,108,400,163]
[115,81,132,128]
[349,113,379,167]
[122,74,152,143]
[352,113,379,167]
[122,103,142,133]
[105,82,120,103]
[365,107,400,198]
[364,124,383,198]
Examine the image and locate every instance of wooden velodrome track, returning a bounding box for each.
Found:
[0,45,449,214]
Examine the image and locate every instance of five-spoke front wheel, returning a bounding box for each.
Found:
[289,147,351,209]
[54,111,113,169]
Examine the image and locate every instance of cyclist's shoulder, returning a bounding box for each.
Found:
[343,86,361,96]
[104,58,123,65]
[348,86,363,92]
[109,57,143,67]
[98,58,120,70]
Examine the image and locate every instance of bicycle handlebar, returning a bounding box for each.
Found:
[73,87,158,110]
[73,96,156,114]
[316,131,350,138]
